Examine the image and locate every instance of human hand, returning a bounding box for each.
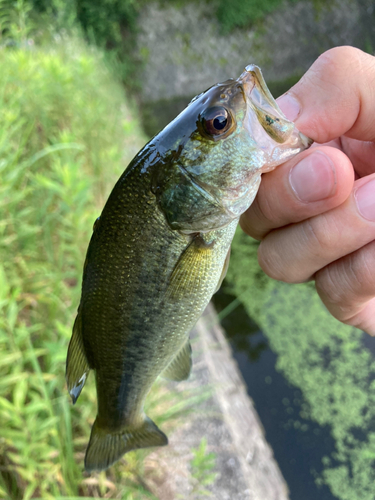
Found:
[240,46,375,335]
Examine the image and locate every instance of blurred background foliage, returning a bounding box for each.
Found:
[0,24,149,499]
[5,0,335,86]
[1,0,375,499]
[0,3,200,498]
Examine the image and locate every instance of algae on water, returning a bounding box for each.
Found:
[224,228,375,500]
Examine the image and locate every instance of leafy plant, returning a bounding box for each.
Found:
[0,34,154,500]
[0,21,218,497]
[188,438,217,498]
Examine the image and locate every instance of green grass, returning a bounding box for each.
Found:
[0,35,206,500]
[216,0,290,32]
[189,438,217,498]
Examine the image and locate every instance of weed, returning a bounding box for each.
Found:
[0,34,158,499]
[0,25,216,499]
[188,437,217,498]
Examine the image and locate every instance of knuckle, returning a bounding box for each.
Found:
[315,250,375,322]
[350,244,375,296]
[252,192,276,228]
[301,215,338,257]
[258,240,283,281]
[315,264,349,308]
[315,46,363,75]
[257,239,282,280]
[257,238,301,283]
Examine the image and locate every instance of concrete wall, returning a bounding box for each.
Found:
[137,0,371,104]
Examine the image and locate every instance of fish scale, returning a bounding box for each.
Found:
[66,64,311,472]
[82,158,236,448]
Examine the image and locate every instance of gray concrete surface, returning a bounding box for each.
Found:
[137,0,371,103]
[145,304,289,500]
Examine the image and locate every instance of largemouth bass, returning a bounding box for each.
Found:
[66,65,311,472]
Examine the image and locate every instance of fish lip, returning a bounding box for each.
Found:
[238,64,313,166]
[239,66,314,151]
[238,64,283,115]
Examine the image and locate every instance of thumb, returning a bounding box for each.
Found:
[277,46,375,144]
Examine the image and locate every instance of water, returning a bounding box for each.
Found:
[212,229,375,500]
[213,290,338,500]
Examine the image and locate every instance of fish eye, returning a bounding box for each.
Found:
[200,106,232,137]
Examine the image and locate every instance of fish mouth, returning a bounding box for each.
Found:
[238,64,286,119]
[237,64,312,170]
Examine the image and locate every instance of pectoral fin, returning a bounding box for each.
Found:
[166,234,214,301]
[66,309,90,404]
[214,247,231,293]
[162,338,192,381]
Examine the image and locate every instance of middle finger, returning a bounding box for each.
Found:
[257,174,375,283]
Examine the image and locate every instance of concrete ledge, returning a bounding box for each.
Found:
[146,303,289,500]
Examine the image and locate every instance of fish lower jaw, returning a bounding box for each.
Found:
[220,174,262,218]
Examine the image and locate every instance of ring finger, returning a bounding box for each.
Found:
[315,239,375,335]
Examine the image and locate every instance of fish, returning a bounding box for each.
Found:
[66,65,311,472]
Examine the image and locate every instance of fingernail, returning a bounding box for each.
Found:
[277,93,301,122]
[355,178,375,221]
[289,152,336,202]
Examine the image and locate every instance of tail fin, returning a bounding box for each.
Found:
[84,416,168,472]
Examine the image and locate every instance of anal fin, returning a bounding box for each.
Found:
[162,338,192,381]
[66,309,90,404]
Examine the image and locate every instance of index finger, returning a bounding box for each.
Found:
[277,46,375,143]
[240,145,354,240]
